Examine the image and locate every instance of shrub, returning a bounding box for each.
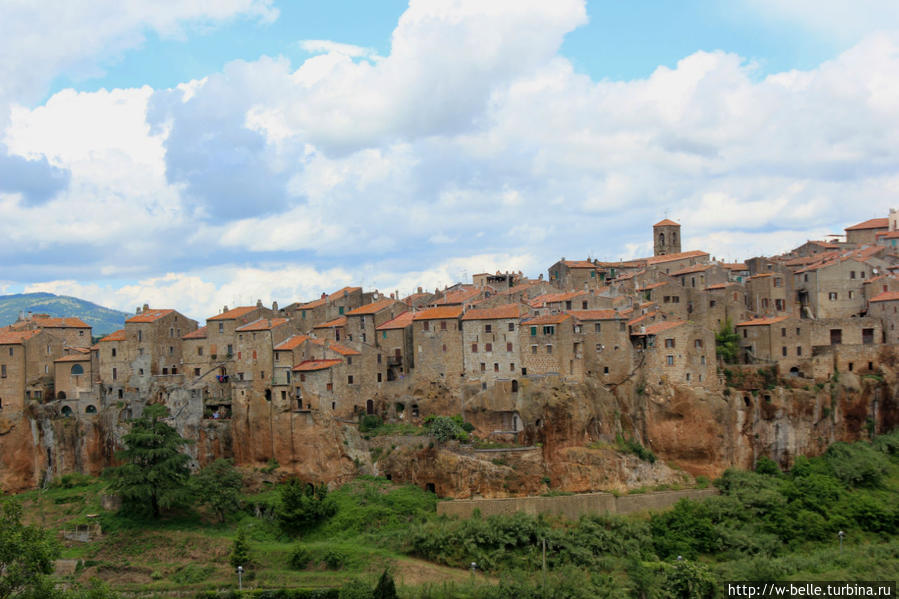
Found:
[288,545,312,570]
[278,479,337,535]
[323,549,347,570]
[359,415,382,433]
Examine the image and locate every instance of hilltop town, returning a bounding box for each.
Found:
[1,215,898,495]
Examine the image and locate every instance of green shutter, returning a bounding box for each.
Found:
[530,326,537,336]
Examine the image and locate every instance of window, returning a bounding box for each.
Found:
[774,277,782,287]
[494,363,499,372]
[700,356,706,365]
[377,354,382,364]
[71,364,84,375]
[510,363,515,371]
[506,342,513,352]
[198,347,203,356]
[485,324,492,333]
[782,346,787,357]
[797,346,802,356]
[423,321,430,331]
[440,320,447,330]
[710,299,717,308]
[170,327,174,337]
[594,323,601,333]
[666,355,674,366]
[194,368,201,376]
[169,346,174,355]
[775,299,785,311]
[850,271,856,279]
[694,339,703,348]
[377,373,382,382]
[480,362,486,372]
[138,330,142,342]
[348,375,354,384]
[227,344,233,355]
[338,307,344,315]
[347,357,352,366]
[664,338,675,348]
[139,348,144,356]
[530,345,537,354]
[829,292,838,301]
[237,352,241,359]
[1,365,5,378]
[326,383,333,391]
[530,326,537,336]
[542,325,555,335]
[218,322,224,332]
[743,329,748,338]
[796,328,801,336]
[781,328,786,337]
[603,366,609,374]
[472,343,478,353]
[686,373,691,381]
[238,372,244,381]
[112,368,117,380]
[485,343,492,352]
[848,291,854,300]
[546,344,553,354]
[596,344,602,351]
[442,344,447,352]
[508,322,515,331]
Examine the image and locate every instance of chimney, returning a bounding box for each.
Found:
[321,292,327,299]
[389,292,395,299]
[417,287,423,294]
[272,300,279,311]
[256,299,263,307]
[136,307,141,314]
[143,304,149,313]
[223,305,229,313]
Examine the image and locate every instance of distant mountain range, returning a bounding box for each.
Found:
[0,292,131,337]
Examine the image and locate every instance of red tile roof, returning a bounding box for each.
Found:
[99,329,126,342]
[345,298,397,316]
[461,304,523,321]
[126,309,174,323]
[522,313,572,325]
[412,306,463,321]
[326,342,361,356]
[567,309,619,320]
[870,291,899,302]
[654,219,680,227]
[433,288,481,305]
[274,335,310,351]
[55,353,90,362]
[0,330,41,344]
[182,326,208,340]
[705,283,733,290]
[845,217,888,231]
[642,320,686,335]
[235,318,289,332]
[736,315,791,327]
[720,263,748,270]
[670,264,713,276]
[208,306,258,321]
[637,282,667,291]
[313,316,347,329]
[528,291,586,308]
[645,250,709,265]
[376,312,415,330]
[561,260,596,269]
[292,359,342,372]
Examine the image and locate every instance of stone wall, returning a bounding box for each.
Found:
[436,488,719,519]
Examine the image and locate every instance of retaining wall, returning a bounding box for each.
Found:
[436,488,718,520]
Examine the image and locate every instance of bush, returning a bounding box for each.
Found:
[277,479,337,535]
[359,415,382,433]
[338,579,372,599]
[825,442,889,488]
[288,545,312,570]
[323,549,347,570]
[230,528,251,569]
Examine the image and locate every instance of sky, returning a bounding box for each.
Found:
[1,0,898,321]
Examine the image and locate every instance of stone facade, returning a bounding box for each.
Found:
[461,304,524,385]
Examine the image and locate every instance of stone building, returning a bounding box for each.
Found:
[745,273,790,315]
[568,310,631,381]
[8,315,92,348]
[702,283,750,330]
[632,320,716,388]
[547,259,604,290]
[232,317,295,395]
[284,287,364,330]
[53,351,95,407]
[735,315,809,368]
[461,304,525,385]
[375,311,414,382]
[519,313,581,378]
[0,329,64,412]
[794,257,876,319]
[669,263,730,290]
[123,307,198,379]
[869,291,899,344]
[645,250,710,275]
[845,217,888,245]
[312,316,347,342]
[653,219,681,256]
[96,329,129,392]
[412,306,464,383]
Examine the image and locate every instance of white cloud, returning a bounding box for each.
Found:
[741,0,899,41]
[299,40,379,60]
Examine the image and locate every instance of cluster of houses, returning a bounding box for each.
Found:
[1,215,897,426]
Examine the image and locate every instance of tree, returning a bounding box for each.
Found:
[229,528,251,570]
[373,569,398,599]
[191,459,243,522]
[715,318,740,364]
[424,415,467,444]
[277,479,336,535]
[109,404,192,518]
[0,500,60,599]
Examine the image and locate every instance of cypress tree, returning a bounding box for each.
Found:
[110,403,192,518]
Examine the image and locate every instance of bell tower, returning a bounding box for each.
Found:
[653,219,681,256]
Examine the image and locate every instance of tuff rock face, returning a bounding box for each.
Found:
[1,371,896,497]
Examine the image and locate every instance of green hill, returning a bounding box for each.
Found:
[0,292,131,336]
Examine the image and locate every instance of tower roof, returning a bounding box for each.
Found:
[653,219,680,227]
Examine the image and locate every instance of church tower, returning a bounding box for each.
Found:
[653,219,681,256]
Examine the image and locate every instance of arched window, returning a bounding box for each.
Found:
[61,405,73,417]
[57,391,67,400]
[85,405,97,414]
[659,233,665,245]
[71,364,84,375]
[511,380,519,393]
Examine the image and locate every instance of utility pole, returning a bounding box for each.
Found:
[542,537,547,599]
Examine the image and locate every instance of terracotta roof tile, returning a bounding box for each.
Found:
[235,318,289,332]
[720,263,748,270]
[528,291,586,308]
[561,260,596,269]
[641,320,686,335]
[637,282,667,291]
[313,317,347,329]
[845,217,888,231]
[0,330,41,344]
[126,309,174,323]
[327,343,361,356]
[292,359,342,372]
[376,312,415,330]
[55,353,90,362]
[645,250,709,265]
[654,219,680,227]
[670,264,713,276]
[345,298,397,316]
[433,288,481,305]
[182,326,208,340]
[522,313,572,325]
[208,306,259,321]
[412,306,463,321]
[567,309,619,320]
[461,304,523,321]
[736,315,791,327]
[274,335,310,351]
[99,329,126,342]
[870,291,899,302]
